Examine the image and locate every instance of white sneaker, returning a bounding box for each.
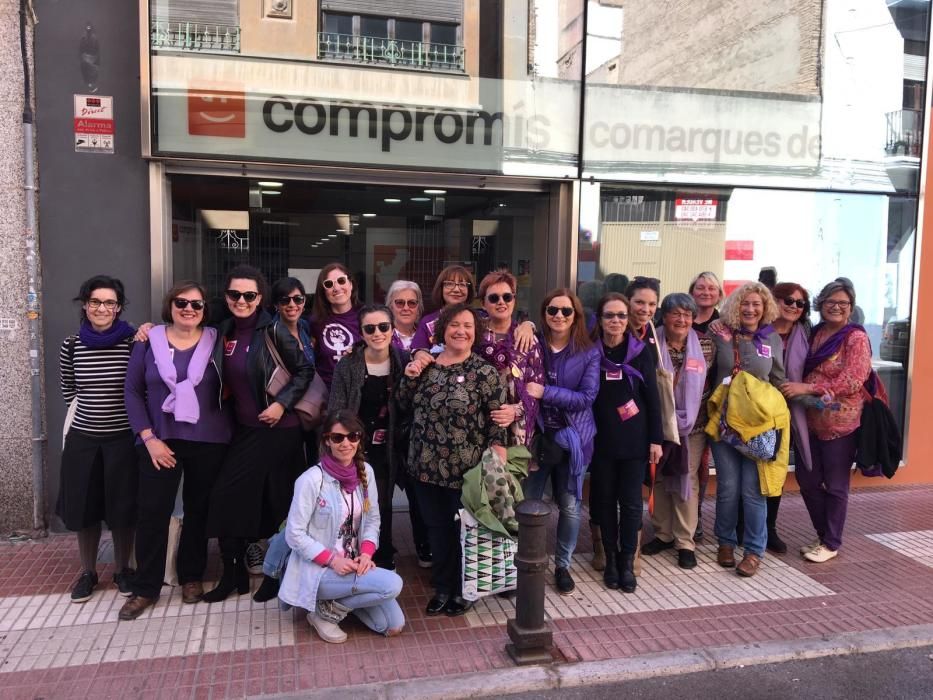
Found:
[307,612,348,643]
[799,539,821,555]
[803,544,838,563]
[245,540,266,575]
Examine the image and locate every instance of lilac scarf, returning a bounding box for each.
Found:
[736,323,776,356]
[597,335,645,389]
[79,319,135,349]
[148,325,216,424]
[804,323,865,376]
[320,453,370,513]
[783,323,813,471]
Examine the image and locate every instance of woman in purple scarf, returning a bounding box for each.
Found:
[119,281,233,620]
[58,275,137,605]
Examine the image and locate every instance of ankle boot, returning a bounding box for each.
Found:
[202,539,250,603]
[766,496,787,553]
[252,574,280,603]
[602,550,619,589]
[618,553,637,594]
[591,523,606,571]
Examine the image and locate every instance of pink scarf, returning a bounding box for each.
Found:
[320,453,370,512]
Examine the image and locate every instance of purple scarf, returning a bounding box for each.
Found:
[783,323,813,471]
[736,323,776,356]
[148,325,216,424]
[79,319,135,349]
[597,335,645,389]
[321,452,362,494]
[656,327,707,436]
[804,323,865,376]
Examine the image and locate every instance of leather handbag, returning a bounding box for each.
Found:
[264,330,327,430]
[650,323,681,445]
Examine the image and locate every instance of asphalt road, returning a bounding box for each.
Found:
[500,645,933,700]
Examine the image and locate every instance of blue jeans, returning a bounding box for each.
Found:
[711,441,767,556]
[262,531,290,579]
[524,451,581,569]
[317,567,405,635]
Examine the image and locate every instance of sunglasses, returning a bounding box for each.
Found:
[362,322,392,335]
[322,276,349,289]
[225,290,259,303]
[392,298,419,309]
[546,306,574,317]
[601,311,627,320]
[326,431,362,444]
[781,297,806,309]
[278,294,305,306]
[173,298,205,311]
[486,292,514,304]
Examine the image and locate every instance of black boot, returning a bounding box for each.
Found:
[618,553,636,594]
[252,574,280,603]
[603,551,620,590]
[202,539,250,603]
[766,495,787,553]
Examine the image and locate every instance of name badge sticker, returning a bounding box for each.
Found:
[605,369,624,381]
[685,358,704,373]
[758,344,772,358]
[372,429,387,445]
[224,340,237,357]
[617,399,640,422]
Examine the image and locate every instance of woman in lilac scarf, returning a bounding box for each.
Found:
[643,294,714,571]
[121,281,233,620]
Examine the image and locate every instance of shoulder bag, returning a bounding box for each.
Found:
[264,329,327,430]
[650,323,680,445]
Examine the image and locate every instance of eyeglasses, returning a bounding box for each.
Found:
[392,298,419,309]
[823,300,851,309]
[442,281,470,291]
[322,276,349,289]
[486,292,514,304]
[326,431,362,444]
[666,311,693,320]
[173,298,205,311]
[781,297,806,310]
[546,306,574,317]
[87,298,118,310]
[601,311,628,320]
[225,290,259,303]
[362,322,392,335]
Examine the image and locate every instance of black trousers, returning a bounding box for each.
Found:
[132,440,227,598]
[413,481,462,596]
[592,454,647,555]
[368,447,396,565]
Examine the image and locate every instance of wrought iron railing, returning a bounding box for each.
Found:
[151,20,241,54]
[318,32,465,72]
[885,108,923,157]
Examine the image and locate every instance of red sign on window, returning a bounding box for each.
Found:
[674,198,717,221]
[188,88,246,138]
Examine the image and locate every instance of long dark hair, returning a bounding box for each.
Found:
[541,288,591,350]
[590,292,630,342]
[312,262,359,319]
[319,410,369,497]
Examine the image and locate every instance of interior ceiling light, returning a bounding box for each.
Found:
[352,222,360,227]
[424,189,446,194]
[257,181,283,188]
[363,213,377,217]
[260,190,281,195]
[336,229,347,233]
[411,197,431,202]
[328,234,338,238]
[384,198,401,203]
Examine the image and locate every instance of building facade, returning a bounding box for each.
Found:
[4,0,930,532]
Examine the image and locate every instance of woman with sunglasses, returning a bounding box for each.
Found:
[478,272,545,447]
[202,265,314,602]
[327,305,405,570]
[272,277,315,368]
[524,289,600,595]
[58,275,138,604]
[310,263,361,389]
[385,280,422,358]
[780,279,871,563]
[119,282,232,619]
[279,410,404,643]
[398,303,507,616]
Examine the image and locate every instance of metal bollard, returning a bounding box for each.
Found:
[506,498,553,665]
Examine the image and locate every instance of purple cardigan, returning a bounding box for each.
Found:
[538,341,600,467]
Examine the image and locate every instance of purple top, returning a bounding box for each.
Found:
[411,310,441,353]
[310,307,361,388]
[125,339,233,444]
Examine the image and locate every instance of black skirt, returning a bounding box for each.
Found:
[206,425,305,539]
[57,428,138,530]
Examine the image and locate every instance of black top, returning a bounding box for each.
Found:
[593,336,663,460]
[692,308,720,336]
[359,372,390,457]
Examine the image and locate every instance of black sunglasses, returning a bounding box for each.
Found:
[278,294,306,306]
[225,290,259,303]
[362,322,392,335]
[173,298,205,311]
[781,297,806,310]
[322,276,349,289]
[601,311,627,320]
[326,431,362,444]
[486,292,514,304]
[546,305,574,317]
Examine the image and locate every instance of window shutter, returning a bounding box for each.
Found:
[321,1,463,24]
[150,0,239,26]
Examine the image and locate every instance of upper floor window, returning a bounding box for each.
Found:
[150,0,241,54]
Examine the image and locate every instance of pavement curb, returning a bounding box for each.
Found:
[260,622,933,700]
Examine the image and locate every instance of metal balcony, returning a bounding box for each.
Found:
[318,32,465,72]
[885,108,923,157]
[151,20,241,54]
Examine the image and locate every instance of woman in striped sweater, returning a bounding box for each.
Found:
[58,275,138,603]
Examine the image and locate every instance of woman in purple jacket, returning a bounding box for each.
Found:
[525,288,600,596]
[121,281,233,619]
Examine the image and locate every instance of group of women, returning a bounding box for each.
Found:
[58,261,873,642]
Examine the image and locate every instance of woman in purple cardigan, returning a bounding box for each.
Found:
[525,288,600,596]
[121,281,233,620]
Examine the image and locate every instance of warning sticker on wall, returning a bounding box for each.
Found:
[74,95,114,154]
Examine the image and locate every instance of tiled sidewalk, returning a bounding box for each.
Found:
[2,485,933,699]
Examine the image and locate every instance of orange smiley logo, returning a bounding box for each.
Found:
[187,89,246,138]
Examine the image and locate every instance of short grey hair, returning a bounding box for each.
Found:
[660,292,698,318]
[814,277,856,310]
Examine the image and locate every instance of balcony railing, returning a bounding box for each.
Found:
[885,108,923,157]
[318,32,465,72]
[151,20,241,54]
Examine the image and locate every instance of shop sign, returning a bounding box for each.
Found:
[674,198,717,221]
[74,94,114,153]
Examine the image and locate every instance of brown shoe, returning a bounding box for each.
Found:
[717,545,736,568]
[736,553,761,577]
[118,594,157,621]
[182,581,204,604]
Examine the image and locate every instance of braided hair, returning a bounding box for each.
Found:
[319,409,371,512]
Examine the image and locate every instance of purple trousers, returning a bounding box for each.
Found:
[795,431,858,552]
